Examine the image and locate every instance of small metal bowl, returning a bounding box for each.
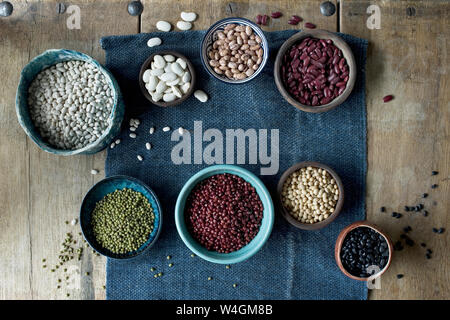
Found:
[139,50,196,107]
[200,17,269,84]
[15,49,125,155]
[274,29,356,113]
[335,221,393,281]
[80,175,163,260]
[277,161,344,230]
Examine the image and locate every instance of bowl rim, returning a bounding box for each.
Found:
[273,29,357,113]
[175,164,275,264]
[200,17,269,84]
[79,175,163,260]
[334,220,394,281]
[15,49,123,155]
[139,50,196,107]
[277,161,344,230]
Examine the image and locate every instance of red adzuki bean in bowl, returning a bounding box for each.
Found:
[281,37,349,106]
[185,173,264,253]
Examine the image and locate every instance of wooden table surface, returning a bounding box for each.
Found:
[0,0,448,300]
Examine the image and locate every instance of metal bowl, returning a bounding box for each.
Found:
[200,17,269,84]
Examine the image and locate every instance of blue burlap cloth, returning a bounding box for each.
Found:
[100,30,368,300]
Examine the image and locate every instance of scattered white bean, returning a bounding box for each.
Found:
[115,139,121,144]
[71,219,78,226]
[129,133,137,138]
[162,126,171,132]
[110,142,116,149]
[147,37,162,47]
[194,90,208,102]
[137,155,143,161]
[177,21,192,31]
[145,142,152,150]
[149,127,155,134]
[156,20,171,32]
[180,12,197,22]
[90,169,99,175]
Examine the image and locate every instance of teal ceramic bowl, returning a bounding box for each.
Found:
[175,165,274,264]
[15,49,125,155]
[80,175,162,259]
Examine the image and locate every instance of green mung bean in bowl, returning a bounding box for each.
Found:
[80,175,162,259]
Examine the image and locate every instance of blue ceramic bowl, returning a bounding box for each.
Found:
[15,49,125,155]
[175,165,274,264]
[200,17,269,84]
[80,175,162,259]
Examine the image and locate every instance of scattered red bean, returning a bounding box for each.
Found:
[271,11,282,18]
[288,15,302,25]
[185,173,263,253]
[383,95,394,103]
[256,14,263,25]
[261,14,269,25]
[304,22,316,29]
[280,37,349,106]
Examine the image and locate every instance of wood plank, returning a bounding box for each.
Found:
[0,0,137,299]
[340,0,449,299]
[141,0,337,32]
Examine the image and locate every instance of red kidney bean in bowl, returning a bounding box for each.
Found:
[274,30,356,113]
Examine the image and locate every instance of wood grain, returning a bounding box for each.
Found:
[340,0,449,299]
[141,0,337,32]
[0,0,137,299]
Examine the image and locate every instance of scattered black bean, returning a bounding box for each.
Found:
[396,213,403,219]
[404,206,411,212]
[380,206,386,212]
[396,274,404,279]
[432,228,439,233]
[431,184,438,189]
[426,249,433,254]
[394,241,404,251]
[423,210,429,217]
[438,228,445,234]
[422,193,428,198]
[420,243,426,247]
[426,253,431,259]
[431,171,438,176]
[405,238,415,247]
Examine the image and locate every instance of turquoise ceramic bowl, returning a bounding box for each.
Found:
[175,165,274,264]
[15,49,125,155]
[80,175,162,259]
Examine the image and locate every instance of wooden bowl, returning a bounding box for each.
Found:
[274,29,356,113]
[335,221,393,281]
[277,161,344,230]
[139,50,196,107]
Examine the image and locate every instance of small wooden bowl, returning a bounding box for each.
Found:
[274,29,356,113]
[139,50,196,107]
[335,221,393,281]
[277,161,344,230]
